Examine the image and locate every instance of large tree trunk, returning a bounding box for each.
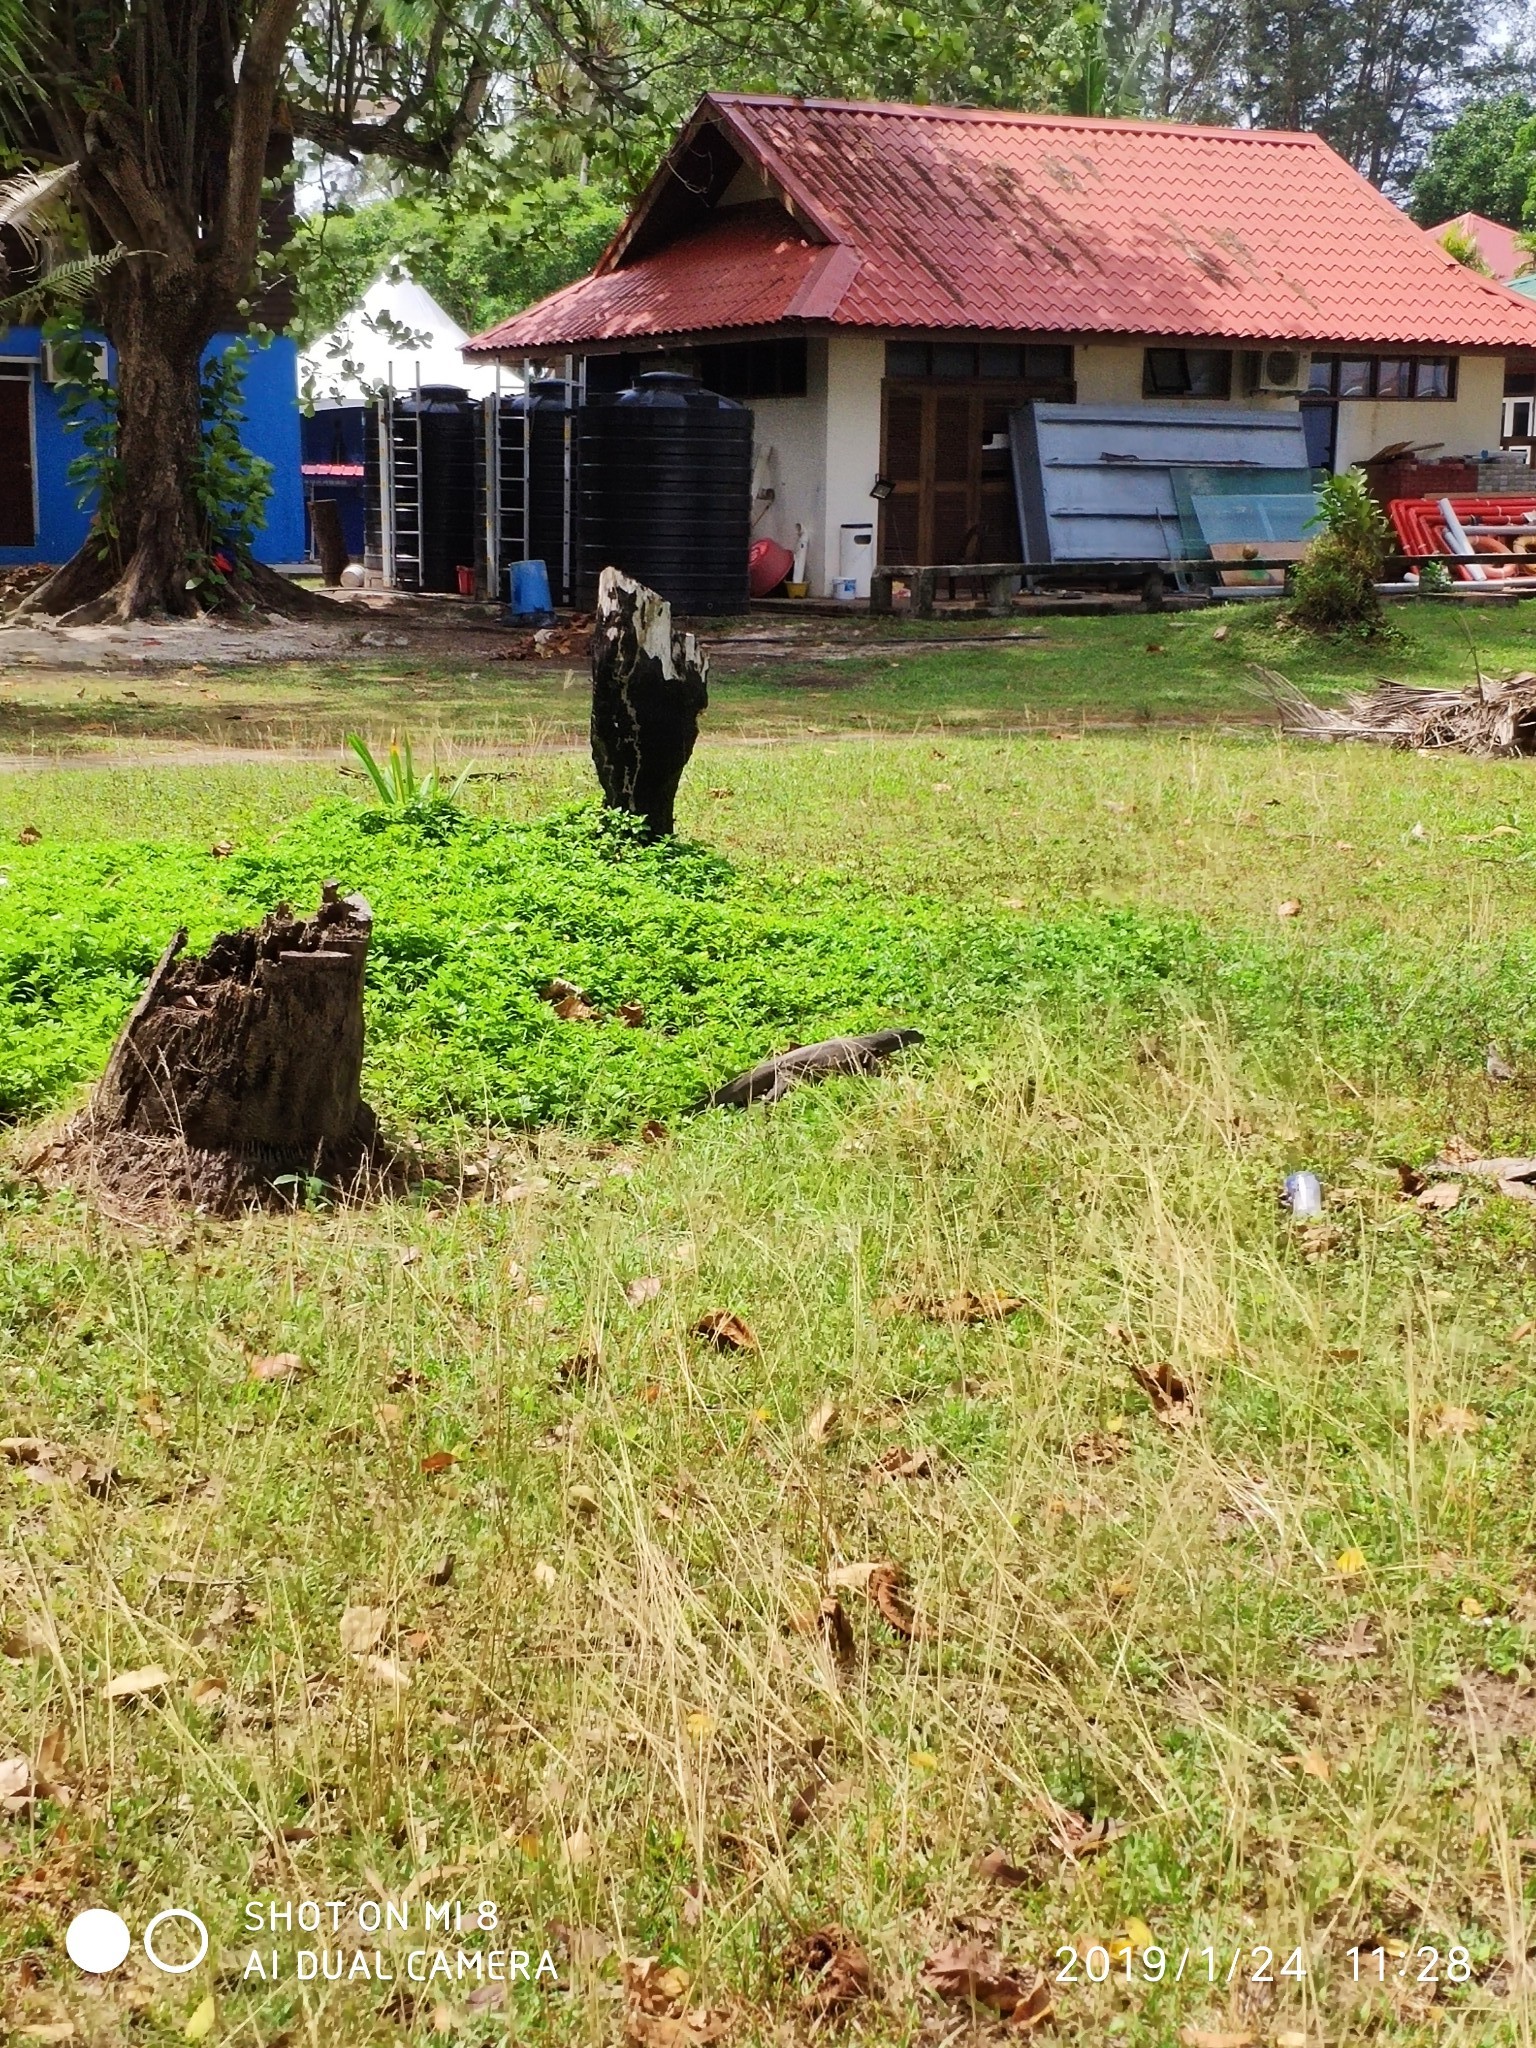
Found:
[590,567,709,837]
[21,263,331,625]
[32,885,382,1215]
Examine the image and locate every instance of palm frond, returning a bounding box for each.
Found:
[0,248,120,324]
[0,161,77,242]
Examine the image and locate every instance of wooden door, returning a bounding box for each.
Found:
[0,377,35,546]
[878,382,1025,566]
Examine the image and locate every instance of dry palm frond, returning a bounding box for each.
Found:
[0,162,77,250]
[1252,664,1536,758]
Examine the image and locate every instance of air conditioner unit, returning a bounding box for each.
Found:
[41,339,108,386]
[1247,348,1311,395]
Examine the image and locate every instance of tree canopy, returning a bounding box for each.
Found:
[1410,92,1536,227]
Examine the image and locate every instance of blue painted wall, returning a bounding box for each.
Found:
[0,329,306,567]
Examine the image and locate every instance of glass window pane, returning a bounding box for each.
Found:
[886,342,927,377]
[1375,358,1410,398]
[1185,350,1232,397]
[1337,358,1373,398]
[1024,344,1073,382]
[1144,348,1188,395]
[1308,355,1336,394]
[931,343,976,378]
[1414,357,1450,398]
[978,344,1021,378]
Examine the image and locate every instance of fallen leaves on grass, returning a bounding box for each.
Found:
[419,1450,459,1475]
[248,1352,301,1382]
[805,1397,839,1444]
[690,1309,759,1353]
[618,1001,646,1027]
[104,1666,170,1701]
[1333,1546,1367,1578]
[1037,1797,1125,1859]
[1415,1181,1462,1213]
[622,1959,730,2048]
[792,1594,856,1665]
[1178,2030,1255,2048]
[339,1606,388,1656]
[921,1942,1053,2030]
[1129,1360,1196,1426]
[787,1928,873,2015]
[624,1275,662,1308]
[1431,1671,1536,1737]
[977,1846,1035,1887]
[871,1445,938,1479]
[827,1559,926,1639]
[1427,1405,1482,1438]
[1313,1614,1379,1661]
[365,1653,411,1690]
[183,1994,216,2041]
[1071,1428,1128,1466]
[883,1288,1024,1324]
[1276,899,1302,919]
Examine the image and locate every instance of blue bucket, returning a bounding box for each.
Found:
[509,558,554,618]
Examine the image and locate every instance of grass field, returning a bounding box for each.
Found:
[4,599,1536,754]
[6,616,1536,2045]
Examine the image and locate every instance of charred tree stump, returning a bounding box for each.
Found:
[590,567,709,837]
[43,885,380,1214]
[311,498,349,587]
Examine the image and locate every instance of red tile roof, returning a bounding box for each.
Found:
[469,95,1536,355]
[1427,212,1531,285]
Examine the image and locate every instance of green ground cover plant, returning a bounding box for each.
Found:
[6,725,1536,2045]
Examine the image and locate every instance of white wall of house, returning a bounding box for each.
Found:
[1075,340,1297,411]
[746,333,885,593]
[821,335,885,593]
[749,340,828,570]
[1334,355,1503,468]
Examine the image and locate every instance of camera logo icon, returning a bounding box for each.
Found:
[66,1907,209,1975]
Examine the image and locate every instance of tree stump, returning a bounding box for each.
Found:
[310,497,349,587]
[43,885,380,1214]
[590,567,709,837]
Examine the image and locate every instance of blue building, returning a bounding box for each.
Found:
[0,328,307,569]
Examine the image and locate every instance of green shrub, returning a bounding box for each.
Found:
[1288,468,1391,636]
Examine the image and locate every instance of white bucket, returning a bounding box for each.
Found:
[831,576,859,602]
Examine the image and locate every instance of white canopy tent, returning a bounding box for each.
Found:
[300,272,513,408]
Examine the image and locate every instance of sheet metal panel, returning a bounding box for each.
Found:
[1010,403,1313,564]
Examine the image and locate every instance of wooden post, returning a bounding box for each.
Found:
[913,568,937,620]
[869,570,894,616]
[310,497,349,586]
[590,567,708,837]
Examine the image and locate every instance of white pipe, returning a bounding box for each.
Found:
[1438,497,1488,581]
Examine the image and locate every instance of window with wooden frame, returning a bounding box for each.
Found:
[1309,353,1457,400]
[1142,348,1232,398]
[0,360,35,548]
[878,342,1073,565]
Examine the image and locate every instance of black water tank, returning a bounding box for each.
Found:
[494,380,573,603]
[576,372,751,614]
[365,386,479,593]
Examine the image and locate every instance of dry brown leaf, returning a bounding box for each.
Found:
[425,1552,455,1586]
[339,1605,388,1656]
[792,1593,856,1665]
[1427,1404,1482,1438]
[0,1753,30,1807]
[1178,2031,1256,2048]
[1313,1614,1379,1662]
[788,1928,873,2014]
[17,2024,75,2043]
[249,1352,301,1382]
[1071,1430,1127,1466]
[690,1309,759,1353]
[16,824,41,846]
[872,1443,938,1479]
[1130,1360,1196,1426]
[187,1677,226,1708]
[977,1845,1035,1887]
[618,1001,646,1028]
[1439,1134,1482,1167]
[805,1397,839,1444]
[1,1437,51,1463]
[419,1450,459,1475]
[827,1560,879,1591]
[567,1483,600,1516]
[1510,1318,1536,1342]
[1041,1800,1125,1859]
[868,1561,923,1640]
[104,1665,170,1701]
[1416,1181,1462,1213]
[1276,899,1302,919]
[1394,1162,1427,1196]
[921,1942,1052,2029]
[890,1288,1025,1324]
[624,1274,662,1308]
[364,1654,411,1689]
